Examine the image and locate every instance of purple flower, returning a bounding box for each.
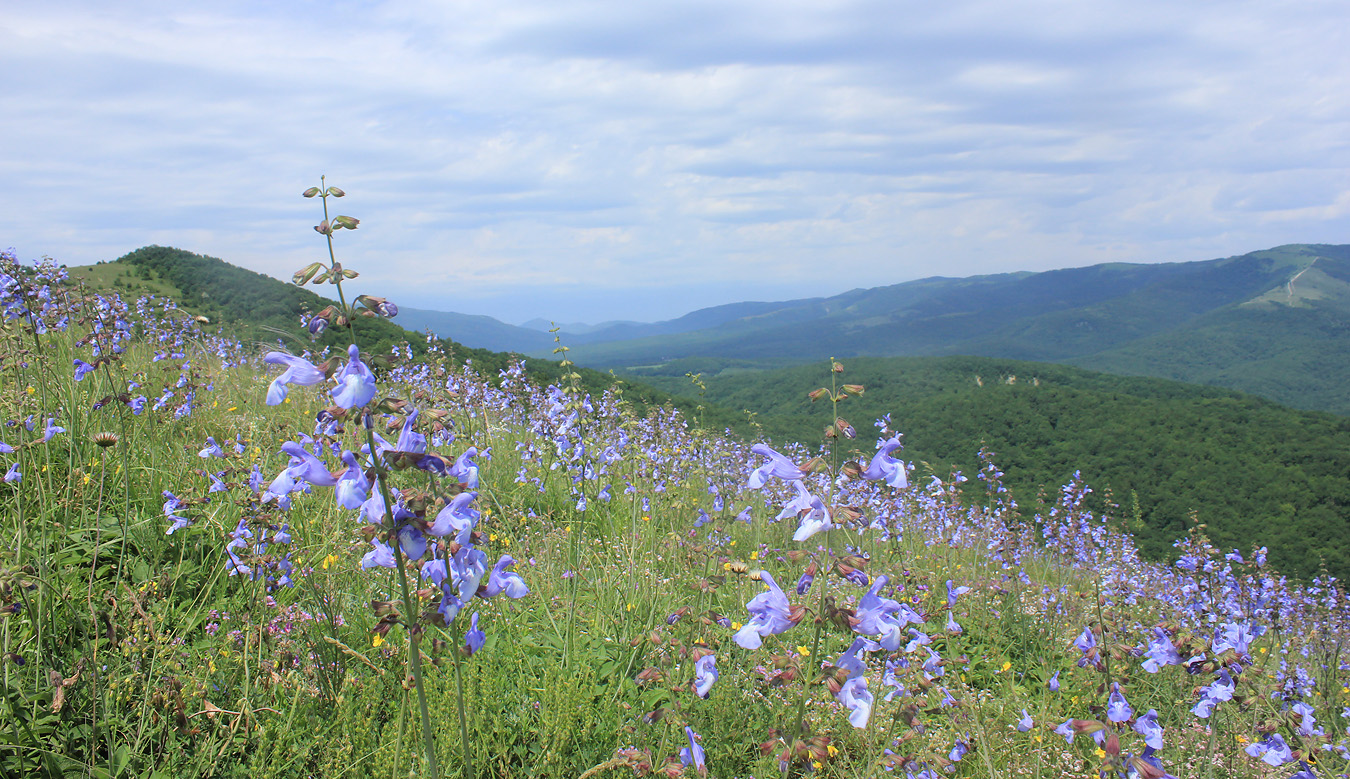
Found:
[263,351,325,405]
[335,451,370,509]
[679,726,707,777]
[779,481,831,542]
[882,658,905,701]
[1047,670,1061,692]
[921,648,943,681]
[1142,629,1182,673]
[361,538,396,570]
[331,344,377,409]
[450,447,479,488]
[198,436,225,458]
[745,443,806,489]
[448,546,488,606]
[1212,622,1255,657]
[838,676,874,728]
[281,441,338,487]
[835,638,876,727]
[398,524,427,561]
[1107,683,1133,723]
[482,555,528,599]
[393,409,426,454]
[73,359,96,381]
[796,568,815,595]
[948,740,968,762]
[904,628,932,653]
[853,575,922,650]
[692,654,718,698]
[1292,701,1323,737]
[40,418,64,442]
[1054,719,1075,744]
[733,571,795,649]
[3,462,19,484]
[861,436,908,488]
[1015,710,1033,732]
[1134,709,1163,749]
[1192,669,1235,719]
[945,580,971,608]
[1072,626,1096,654]
[1244,733,1293,766]
[464,612,485,656]
[421,557,448,585]
[429,491,479,544]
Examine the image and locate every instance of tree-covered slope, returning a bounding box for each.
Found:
[1073,247,1350,413]
[625,355,1350,580]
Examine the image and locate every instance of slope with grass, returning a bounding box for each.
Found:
[5,248,1350,779]
[66,245,752,435]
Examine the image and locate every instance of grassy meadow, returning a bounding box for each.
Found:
[1,231,1347,779]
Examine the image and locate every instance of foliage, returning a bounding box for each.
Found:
[548,243,1350,416]
[627,355,1350,581]
[6,222,1349,779]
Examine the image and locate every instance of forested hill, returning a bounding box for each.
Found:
[554,244,1350,416]
[67,246,751,432]
[626,355,1350,581]
[67,246,1350,581]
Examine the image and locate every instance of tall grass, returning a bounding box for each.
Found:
[0,242,1345,779]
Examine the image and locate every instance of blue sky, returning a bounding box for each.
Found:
[3,0,1348,324]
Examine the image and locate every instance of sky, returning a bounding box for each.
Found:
[3,1,1349,325]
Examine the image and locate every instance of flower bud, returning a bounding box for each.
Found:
[327,187,345,197]
[302,187,320,198]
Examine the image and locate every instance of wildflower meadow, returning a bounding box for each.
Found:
[2,183,1348,779]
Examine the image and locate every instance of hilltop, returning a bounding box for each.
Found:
[400,243,1350,416]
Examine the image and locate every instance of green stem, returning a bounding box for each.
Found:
[450,643,476,779]
[320,180,444,779]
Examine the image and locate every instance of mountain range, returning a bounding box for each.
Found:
[398,243,1350,415]
[64,244,1350,579]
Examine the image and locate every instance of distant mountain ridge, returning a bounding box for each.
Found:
[404,244,1350,415]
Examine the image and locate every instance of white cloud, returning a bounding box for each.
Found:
[2,0,1348,323]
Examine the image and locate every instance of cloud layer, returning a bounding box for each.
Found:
[3,0,1348,323]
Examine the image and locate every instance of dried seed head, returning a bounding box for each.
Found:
[92,431,119,448]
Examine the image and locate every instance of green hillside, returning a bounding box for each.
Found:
[67,246,751,434]
[625,355,1350,580]
[67,246,1350,579]
[1074,247,1350,413]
